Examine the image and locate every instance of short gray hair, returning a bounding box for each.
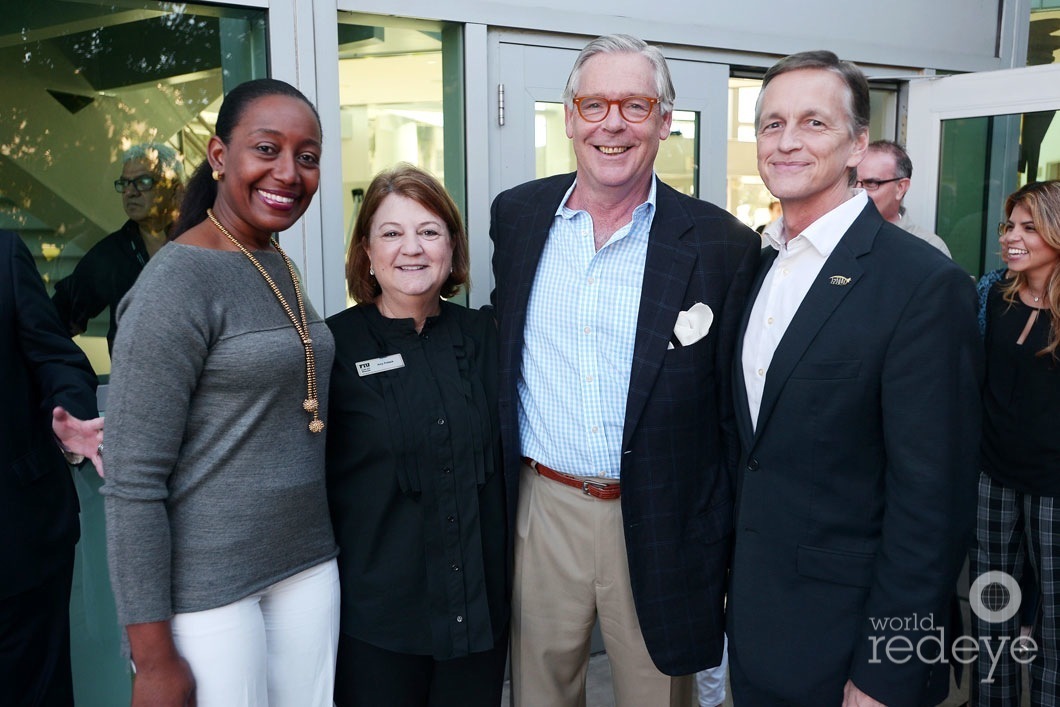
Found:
[868,140,913,180]
[562,34,675,116]
[122,142,186,184]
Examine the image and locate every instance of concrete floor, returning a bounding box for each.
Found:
[501,650,1012,707]
[500,576,1035,706]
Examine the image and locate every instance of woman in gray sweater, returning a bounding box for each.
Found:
[102,79,338,707]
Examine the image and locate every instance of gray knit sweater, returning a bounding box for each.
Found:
[102,243,337,626]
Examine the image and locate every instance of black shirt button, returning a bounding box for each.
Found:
[437,418,446,425]
[447,515,456,523]
[442,467,452,474]
[451,564,461,572]
[747,458,759,471]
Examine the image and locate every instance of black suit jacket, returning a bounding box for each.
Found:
[729,203,982,705]
[491,173,759,675]
[0,231,97,599]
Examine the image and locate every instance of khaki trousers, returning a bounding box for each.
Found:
[511,463,693,707]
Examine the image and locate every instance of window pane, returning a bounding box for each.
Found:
[336,17,465,306]
[1029,6,1060,65]
[938,110,1060,276]
[2,2,267,378]
[727,78,773,233]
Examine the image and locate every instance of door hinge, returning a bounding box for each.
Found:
[498,83,505,127]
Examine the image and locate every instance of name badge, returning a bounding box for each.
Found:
[356,353,405,377]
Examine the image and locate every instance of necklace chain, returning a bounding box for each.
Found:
[207,209,324,433]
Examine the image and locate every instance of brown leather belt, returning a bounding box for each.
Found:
[523,457,621,500]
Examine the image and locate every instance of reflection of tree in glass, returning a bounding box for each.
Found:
[0,0,264,322]
[1028,16,1060,66]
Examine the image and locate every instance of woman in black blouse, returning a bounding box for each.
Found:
[326,164,507,707]
[972,180,1060,703]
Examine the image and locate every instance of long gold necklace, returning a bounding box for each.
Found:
[207,209,324,433]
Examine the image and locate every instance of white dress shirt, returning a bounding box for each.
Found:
[741,191,868,431]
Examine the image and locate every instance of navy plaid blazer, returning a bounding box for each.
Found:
[490,173,759,675]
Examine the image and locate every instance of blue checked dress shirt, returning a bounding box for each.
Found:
[517,177,657,479]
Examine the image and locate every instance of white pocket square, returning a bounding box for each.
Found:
[667,302,714,349]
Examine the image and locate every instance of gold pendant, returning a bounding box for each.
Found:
[309,419,325,434]
[303,398,319,412]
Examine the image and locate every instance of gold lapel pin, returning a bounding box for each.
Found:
[829,275,852,286]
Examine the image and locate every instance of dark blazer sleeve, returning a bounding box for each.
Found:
[10,236,98,425]
[715,237,761,475]
[848,257,981,703]
[51,245,108,337]
[0,230,97,598]
[618,187,760,675]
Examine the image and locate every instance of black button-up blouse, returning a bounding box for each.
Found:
[982,283,1060,495]
[325,300,508,659]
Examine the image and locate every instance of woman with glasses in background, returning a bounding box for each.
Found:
[52,143,185,353]
[972,180,1060,704]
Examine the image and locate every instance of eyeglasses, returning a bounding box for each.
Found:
[114,175,158,193]
[854,177,903,192]
[572,96,659,123]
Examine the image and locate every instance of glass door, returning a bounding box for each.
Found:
[2,4,271,704]
[332,14,467,307]
[905,64,1060,277]
[490,37,729,205]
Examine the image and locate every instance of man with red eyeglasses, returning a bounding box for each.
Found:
[490,34,759,707]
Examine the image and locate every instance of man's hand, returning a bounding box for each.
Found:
[842,679,886,707]
[52,406,104,477]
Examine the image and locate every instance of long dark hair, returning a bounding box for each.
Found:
[1000,180,1060,358]
[173,78,321,236]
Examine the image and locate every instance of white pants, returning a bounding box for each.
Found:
[171,559,340,707]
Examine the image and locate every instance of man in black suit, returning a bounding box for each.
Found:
[728,51,982,705]
[491,34,759,706]
[1,230,103,705]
